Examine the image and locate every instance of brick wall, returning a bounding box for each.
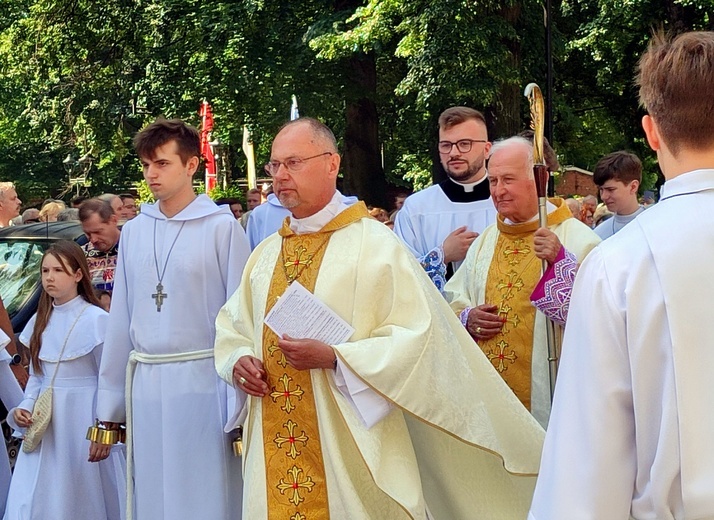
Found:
[555,169,598,198]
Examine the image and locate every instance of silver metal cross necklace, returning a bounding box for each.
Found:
[152,219,186,312]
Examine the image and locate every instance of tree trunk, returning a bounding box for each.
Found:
[341,52,387,208]
[493,3,523,139]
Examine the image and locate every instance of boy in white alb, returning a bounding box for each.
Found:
[94,118,250,519]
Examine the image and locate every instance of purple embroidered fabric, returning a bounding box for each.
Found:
[530,247,578,324]
[459,307,472,328]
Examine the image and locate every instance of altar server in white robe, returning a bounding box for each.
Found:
[94,118,250,519]
[395,106,496,290]
[6,241,124,520]
[530,30,714,520]
[215,117,546,519]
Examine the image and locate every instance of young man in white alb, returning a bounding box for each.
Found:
[93,118,250,519]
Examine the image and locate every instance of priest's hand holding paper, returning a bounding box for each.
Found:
[234,356,269,397]
[533,228,563,265]
[278,335,336,371]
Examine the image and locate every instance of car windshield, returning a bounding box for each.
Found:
[0,241,45,317]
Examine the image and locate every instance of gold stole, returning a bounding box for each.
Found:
[262,202,370,520]
[479,199,572,410]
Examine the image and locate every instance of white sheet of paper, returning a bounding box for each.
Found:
[264,281,354,344]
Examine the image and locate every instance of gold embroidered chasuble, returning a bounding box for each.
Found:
[261,203,370,520]
[479,202,572,410]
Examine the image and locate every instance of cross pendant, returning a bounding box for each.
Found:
[152,282,167,312]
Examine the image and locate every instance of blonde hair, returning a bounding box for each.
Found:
[39,201,66,222]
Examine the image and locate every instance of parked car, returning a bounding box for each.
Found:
[0,222,87,335]
[0,222,87,467]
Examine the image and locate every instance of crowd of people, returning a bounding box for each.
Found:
[0,29,710,519]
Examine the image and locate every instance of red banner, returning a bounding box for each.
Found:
[199,101,216,191]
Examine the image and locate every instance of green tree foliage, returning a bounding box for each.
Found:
[556,0,714,190]
[1,0,713,205]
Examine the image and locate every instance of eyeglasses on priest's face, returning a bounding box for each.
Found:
[264,152,333,176]
[438,139,487,154]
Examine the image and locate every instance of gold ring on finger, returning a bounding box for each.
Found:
[239,376,247,385]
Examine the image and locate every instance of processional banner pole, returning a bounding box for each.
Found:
[524,82,559,401]
[243,126,257,190]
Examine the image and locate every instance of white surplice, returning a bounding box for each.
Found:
[529,169,714,520]
[245,194,290,250]
[6,297,125,520]
[394,178,497,272]
[97,195,250,519]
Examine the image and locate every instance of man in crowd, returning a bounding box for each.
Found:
[246,187,262,211]
[393,191,408,212]
[0,183,21,228]
[530,30,714,519]
[20,208,40,224]
[99,193,123,218]
[94,118,249,519]
[564,198,582,220]
[245,190,290,249]
[593,151,646,239]
[71,195,88,208]
[395,107,497,290]
[581,194,597,227]
[119,193,138,220]
[239,187,264,229]
[444,136,600,427]
[215,197,243,220]
[215,117,545,519]
[56,207,79,221]
[79,198,121,292]
[642,190,655,206]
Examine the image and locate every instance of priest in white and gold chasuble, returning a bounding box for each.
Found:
[215,119,547,520]
[260,207,362,519]
[481,226,542,410]
[445,137,601,427]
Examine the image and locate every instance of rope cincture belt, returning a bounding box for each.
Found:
[124,348,214,520]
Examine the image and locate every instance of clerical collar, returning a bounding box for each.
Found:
[503,201,557,225]
[290,191,349,234]
[439,175,491,203]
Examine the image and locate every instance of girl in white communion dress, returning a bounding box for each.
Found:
[5,240,125,520]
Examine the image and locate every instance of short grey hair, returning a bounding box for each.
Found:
[0,182,15,201]
[57,208,80,221]
[487,136,534,178]
[277,117,338,154]
[98,193,119,203]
